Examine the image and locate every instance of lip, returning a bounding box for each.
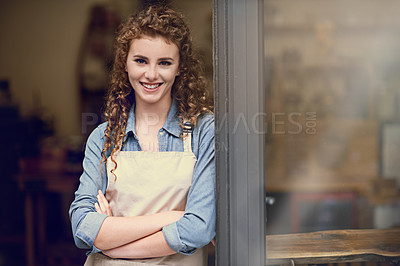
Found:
[140,82,163,93]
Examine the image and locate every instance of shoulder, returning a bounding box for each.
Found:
[86,122,108,146]
[196,112,214,130]
[194,112,214,139]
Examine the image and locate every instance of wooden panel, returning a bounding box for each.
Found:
[266,228,400,265]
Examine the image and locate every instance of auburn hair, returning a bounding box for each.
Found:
[100,5,213,176]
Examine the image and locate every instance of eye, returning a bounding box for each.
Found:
[159,61,172,66]
[135,58,146,64]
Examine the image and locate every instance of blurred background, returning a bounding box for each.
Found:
[1,0,400,265]
[0,0,212,265]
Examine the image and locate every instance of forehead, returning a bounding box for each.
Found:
[128,35,179,57]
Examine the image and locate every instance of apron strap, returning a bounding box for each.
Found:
[182,121,193,153]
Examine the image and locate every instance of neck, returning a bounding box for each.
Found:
[134,98,172,128]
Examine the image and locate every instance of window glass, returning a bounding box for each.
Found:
[264,0,400,234]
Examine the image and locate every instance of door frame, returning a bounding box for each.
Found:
[213,0,266,265]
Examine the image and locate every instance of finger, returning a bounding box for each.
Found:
[103,197,112,216]
[98,191,109,214]
[94,202,101,213]
[98,190,112,216]
[97,194,106,213]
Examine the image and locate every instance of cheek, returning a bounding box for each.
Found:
[126,66,142,81]
[166,75,178,85]
[164,68,180,82]
[169,73,178,82]
[126,72,141,89]
[157,71,176,88]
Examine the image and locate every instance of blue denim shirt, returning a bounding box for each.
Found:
[69,100,215,255]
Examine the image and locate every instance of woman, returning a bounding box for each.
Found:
[69,5,215,265]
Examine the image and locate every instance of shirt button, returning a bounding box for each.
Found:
[159,132,164,136]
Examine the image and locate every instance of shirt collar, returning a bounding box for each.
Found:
[124,98,181,141]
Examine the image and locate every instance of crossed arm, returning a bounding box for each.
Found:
[93,190,183,259]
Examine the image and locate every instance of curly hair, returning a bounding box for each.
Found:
[100,5,213,176]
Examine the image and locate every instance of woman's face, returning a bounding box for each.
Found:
[126,35,180,108]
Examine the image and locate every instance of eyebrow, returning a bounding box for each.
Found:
[133,55,175,62]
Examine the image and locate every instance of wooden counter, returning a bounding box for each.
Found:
[266,228,400,265]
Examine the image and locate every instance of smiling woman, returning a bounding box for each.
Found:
[69,5,215,266]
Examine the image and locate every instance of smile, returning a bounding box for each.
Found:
[140,82,163,90]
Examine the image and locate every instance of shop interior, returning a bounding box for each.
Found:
[0,0,399,265]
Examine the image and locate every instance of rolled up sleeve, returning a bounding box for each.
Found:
[74,212,107,251]
[162,115,216,255]
[162,222,196,255]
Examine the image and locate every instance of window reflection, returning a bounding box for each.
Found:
[264,0,400,234]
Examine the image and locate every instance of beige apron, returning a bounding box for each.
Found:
[85,130,207,266]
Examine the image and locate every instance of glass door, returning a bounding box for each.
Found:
[264,0,400,254]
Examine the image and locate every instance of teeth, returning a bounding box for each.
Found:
[142,83,159,89]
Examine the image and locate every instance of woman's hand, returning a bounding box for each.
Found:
[95,190,113,216]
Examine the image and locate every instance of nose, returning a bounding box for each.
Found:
[144,64,158,81]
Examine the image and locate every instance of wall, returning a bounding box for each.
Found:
[0,0,138,138]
